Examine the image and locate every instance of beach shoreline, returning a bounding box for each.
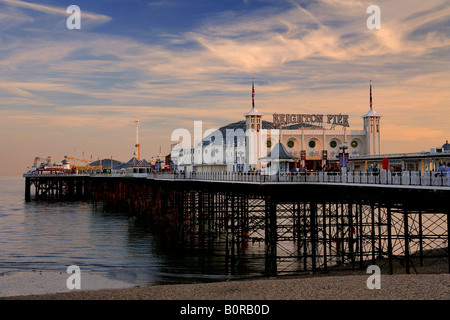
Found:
[2,271,449,300]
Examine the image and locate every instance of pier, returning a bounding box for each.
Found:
[24,171,450,276]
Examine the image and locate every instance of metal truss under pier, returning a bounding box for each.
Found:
[24,175,449,276]
[85,177,449,276]
[24,175,91,201]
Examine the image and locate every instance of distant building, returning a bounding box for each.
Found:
[338,140,450,172]
[115,157,151,174]
[89,158,124,171]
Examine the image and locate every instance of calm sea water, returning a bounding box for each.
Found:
[0,176,258,295]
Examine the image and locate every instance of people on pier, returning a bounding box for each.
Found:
[437,163,445,176]
[445,163,450,175]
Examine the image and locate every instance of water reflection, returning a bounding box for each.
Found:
[1,177,263,288]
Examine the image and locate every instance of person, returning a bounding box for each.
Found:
[445,163,450,186]
[445,163,450,175]
[437,163,445,177]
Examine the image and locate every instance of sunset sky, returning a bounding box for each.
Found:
[0,0,449,175]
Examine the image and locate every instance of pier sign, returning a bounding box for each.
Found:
[273,113,350,128]
[339,152,349,167]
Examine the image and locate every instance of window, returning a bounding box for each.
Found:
[287,140,295,148]
[309,140,316,148]
[267,140,271,148]
[351,140,358,148]
[330,141,337,148]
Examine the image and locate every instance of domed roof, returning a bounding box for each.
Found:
[202,120,275,147]
[443,140,450,151]
[201,120,323,147]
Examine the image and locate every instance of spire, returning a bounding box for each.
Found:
[244,77,263,117]
[252,77,255,109]
[362,80,382,118]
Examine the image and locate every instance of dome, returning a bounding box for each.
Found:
[443,140,450,151]
[202,120,275,146]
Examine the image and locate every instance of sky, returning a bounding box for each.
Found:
[0,0,449,175]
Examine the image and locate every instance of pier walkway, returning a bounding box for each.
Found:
[24,170,450,189]
[148,170,450,189]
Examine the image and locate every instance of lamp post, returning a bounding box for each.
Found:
[339,143,349,182]
[237,150,244,172]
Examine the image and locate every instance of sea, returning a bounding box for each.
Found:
[0,176,256,297]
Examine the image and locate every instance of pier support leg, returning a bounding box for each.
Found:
[348,201,354,269]
[310,201,317,272]
[387,205,393,275]
[358,202,363,269]
[447,208,450,274]
[265,196,277,276]
[404,208,410,274]
[418,210,423,267]
[322,202,328,273]
[25,177,31,201]
[371,203,376,265]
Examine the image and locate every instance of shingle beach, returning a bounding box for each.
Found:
[3,273,449,300]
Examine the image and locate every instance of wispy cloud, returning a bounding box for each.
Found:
[0,0,111,24]
[0,0,449,174]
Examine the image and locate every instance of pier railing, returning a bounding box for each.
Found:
[24,171,450,187]
[150,170,450,187]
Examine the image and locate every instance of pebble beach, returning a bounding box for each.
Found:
[2,273,449,300]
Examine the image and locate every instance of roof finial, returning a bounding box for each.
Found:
[370,80,373,111]
[252,77,255,109]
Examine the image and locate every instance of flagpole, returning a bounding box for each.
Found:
[252,77,256,110]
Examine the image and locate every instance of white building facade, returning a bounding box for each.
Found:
[171,81,382,173]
